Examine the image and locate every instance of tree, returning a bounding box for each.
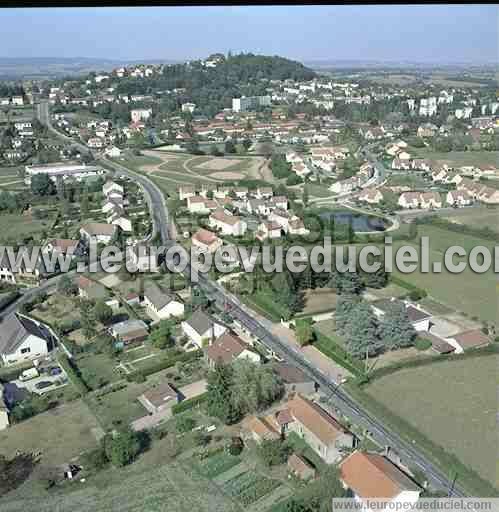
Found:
[378,301,417,350]
[344,302,381,358]
[334,294,357,335]
[206,361,240,424]
[176,416,196,434]
[31,173,56,196]
[295,319,313,346]
[302,185,309,207]
[57,275,76,296]
[79,300,96,339]
[93,300,113,325]
[242,138,252,151]
[230,361,283,416]
[80,187,90,218]
[102,428,142,467]
[148,319,175,349]
[257,439,291,466]
[224,139,236,154]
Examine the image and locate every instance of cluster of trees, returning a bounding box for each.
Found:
[148,319,176,349]
[30,173,56,196]
[79,299,114,339]
[0,190,24,213]
[206,360,283,424]
[83,427,147,469]
[270,153,303,185]
[336,295,416,358]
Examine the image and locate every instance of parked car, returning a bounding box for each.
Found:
[19,368,40,382]
[35,381,53,390]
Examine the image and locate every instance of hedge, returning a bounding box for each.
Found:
[313,330,366,379]
[57,354,89,396]
[172,392,208,415]
[125,349,202,382]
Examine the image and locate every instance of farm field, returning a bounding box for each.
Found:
[0,212,56,243]
[411,149,499,168]
[441,206,499,234]
[0,457,241,512]
[364,354,498,488]
[390,225,496,322]
[0,399,101,466]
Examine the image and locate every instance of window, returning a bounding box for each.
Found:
[21,347,31,354]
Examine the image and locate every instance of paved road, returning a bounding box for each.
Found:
[28,102,468,496]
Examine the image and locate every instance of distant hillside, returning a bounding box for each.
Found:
[0,57,179,80]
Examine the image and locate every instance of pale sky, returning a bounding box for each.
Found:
[0,5,497,63]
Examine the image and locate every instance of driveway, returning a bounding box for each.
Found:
[13,369,69,395]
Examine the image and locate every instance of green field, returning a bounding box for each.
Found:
[411,150,499,168]
[391,225,496,322]
[441,207,499,234]
[0,212,55,243]
[364,354,498,490]
[0,399,101,466]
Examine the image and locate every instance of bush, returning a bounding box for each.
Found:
[171,392,208,415]
[257,439,291,467]
[227,437,244,456]
[81,447,108,471]
[414,338,432,351]
[408,289,427,301]
[175,415,196,434]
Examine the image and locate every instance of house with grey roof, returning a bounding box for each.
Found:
[0,313,56,366]
[142,282,185,321]
[181,310,227,348]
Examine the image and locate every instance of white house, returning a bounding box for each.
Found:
[358,188,383,204]
[131,108,152,123]
[105,146,122,158]
[256,221,282,241]
[340,451,421,512]
[446,190,473,207]
[143,283,185,321]
[371,298,431,332]
[191,228,223,254]
[103,180,124,198]
[0,313,55,366]
[178,185,196,201]
[209,209,247,236]
[80,223,117,244]
[206,332,261,367]
[181,310,227,348]
[330,177,359,195]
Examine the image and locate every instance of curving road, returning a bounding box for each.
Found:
[28,102,468,496]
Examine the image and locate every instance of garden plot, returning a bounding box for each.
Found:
[222,471,282,507]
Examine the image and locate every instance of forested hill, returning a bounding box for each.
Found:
[109,53,316,116]
[210,53,317,82]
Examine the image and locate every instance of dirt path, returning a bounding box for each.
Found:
[182,156,222,183]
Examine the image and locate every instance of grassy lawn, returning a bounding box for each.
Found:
[241,292,289,322]
[0,399,100,465]
[385,173,429,189]
[31,294,82,325]
[299,288,337,316]
[75,353,121,389]
[362,353,498,493]
[411,149,499,168]
[0,212,55,242]
[390,225,496,322]
[441,206,499,234]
